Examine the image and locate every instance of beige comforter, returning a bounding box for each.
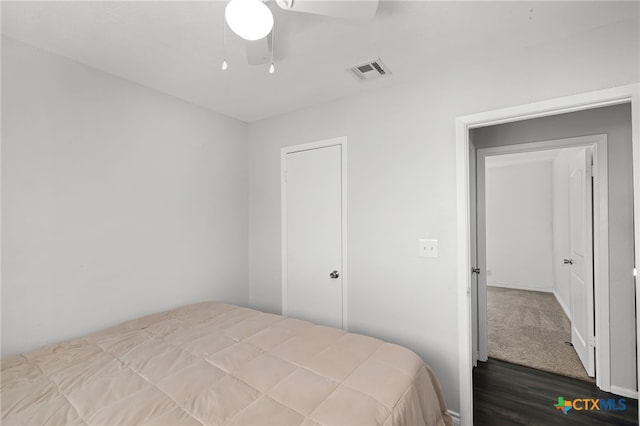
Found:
[1,302,452,425]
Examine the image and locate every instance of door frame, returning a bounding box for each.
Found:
[474,136,608,385]
[280,136,349,330]
[455,84,640,425]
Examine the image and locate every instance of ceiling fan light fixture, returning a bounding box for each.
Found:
[225,0,274,41]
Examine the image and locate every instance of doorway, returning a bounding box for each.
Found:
[474,143,602,383]
[280,137,348,330]
[469,115,635,399]
[455,85,640,425]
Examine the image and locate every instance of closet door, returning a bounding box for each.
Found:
[283,143,343,329]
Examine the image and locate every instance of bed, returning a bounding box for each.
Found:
[1,302,452,425]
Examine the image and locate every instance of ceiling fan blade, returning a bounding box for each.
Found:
[245,32,272,65]
[274,0,378,21]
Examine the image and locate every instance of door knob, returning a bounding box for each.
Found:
[329,270,340,279]
[563,259,573,265]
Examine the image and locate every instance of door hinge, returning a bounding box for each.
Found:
[589,336,596,348]
[472,267,480,274]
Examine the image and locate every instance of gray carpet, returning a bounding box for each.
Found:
[487,286,595,382]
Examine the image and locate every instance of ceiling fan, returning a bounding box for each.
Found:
[223,0,380,70]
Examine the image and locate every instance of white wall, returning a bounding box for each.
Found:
[248,18,639,412]
[1,37,249,356]
[485,160,554,290]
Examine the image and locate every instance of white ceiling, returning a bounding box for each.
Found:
[2,1,638,122]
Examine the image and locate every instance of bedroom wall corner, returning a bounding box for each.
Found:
[1,36,250,356]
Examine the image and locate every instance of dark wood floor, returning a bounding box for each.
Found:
[473,359,638,425]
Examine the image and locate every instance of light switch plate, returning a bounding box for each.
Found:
[419,239,438,258]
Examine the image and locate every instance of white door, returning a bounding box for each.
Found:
[476,149,488,363]
[568,147,595,377]
[284,144,343,329]
[469,141,480,366]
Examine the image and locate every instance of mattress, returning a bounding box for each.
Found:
[1,302,452,425]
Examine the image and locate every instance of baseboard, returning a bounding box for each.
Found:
[610,385,638,399]
[551,289,572,321]
[487,283,554,293]
[447,409,461,425]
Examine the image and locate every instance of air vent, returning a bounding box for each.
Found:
[347,58,391,82]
